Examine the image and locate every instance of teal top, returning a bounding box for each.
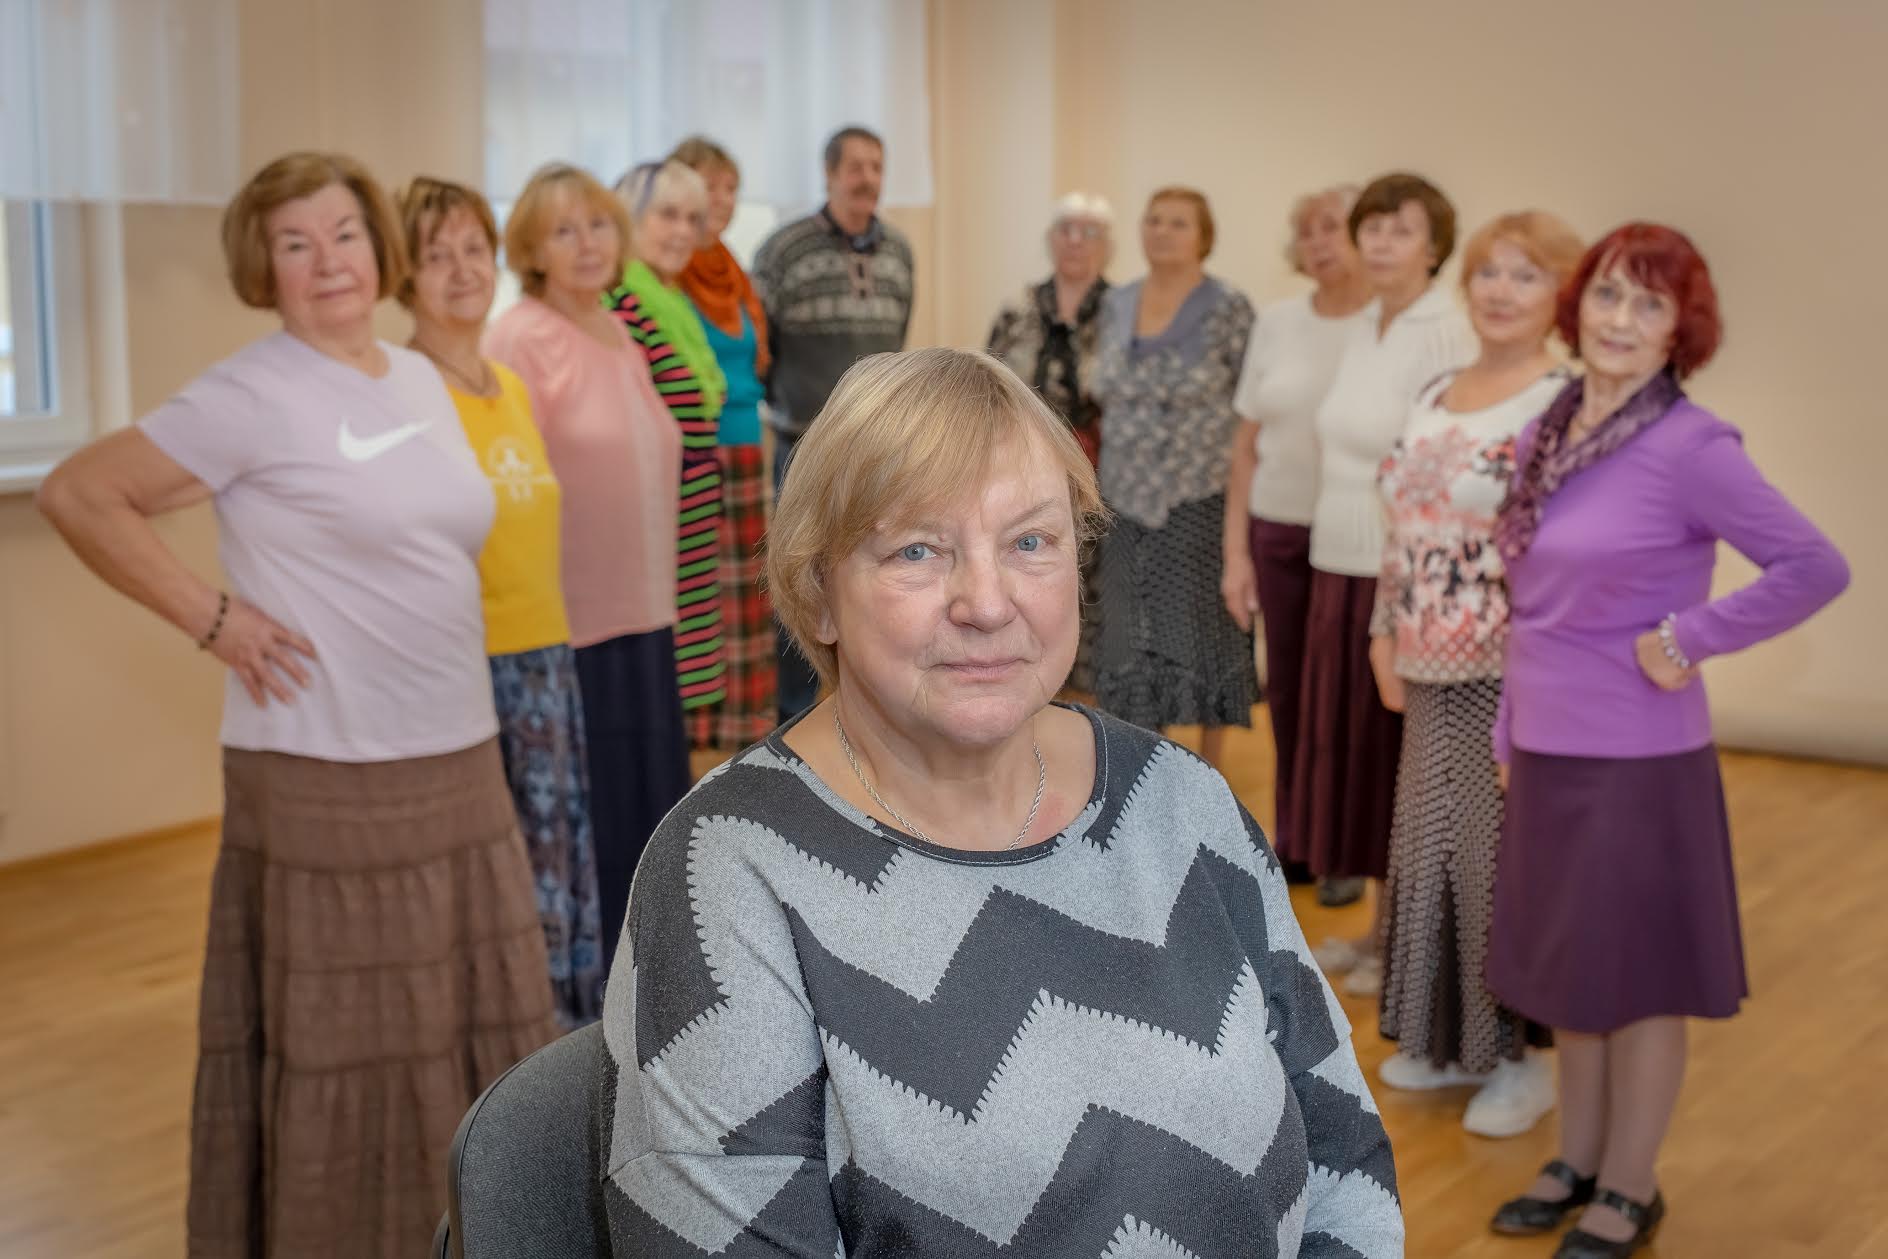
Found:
[698,306,764,447]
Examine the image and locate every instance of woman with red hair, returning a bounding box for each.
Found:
[1485,224,1848,1256]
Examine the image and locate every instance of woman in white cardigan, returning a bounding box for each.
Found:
[1288,172,1476,996]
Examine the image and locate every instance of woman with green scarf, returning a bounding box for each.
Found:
[610,160,729,742]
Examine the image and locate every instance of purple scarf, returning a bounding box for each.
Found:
[1494,370,1686,561]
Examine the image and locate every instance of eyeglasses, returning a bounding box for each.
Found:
[1051,222,1105,242]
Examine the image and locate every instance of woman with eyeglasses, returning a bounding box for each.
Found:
[484,162,690,977]
[987,192,1113,691]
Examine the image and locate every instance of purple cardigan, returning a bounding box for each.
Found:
[1493,399,1848,763]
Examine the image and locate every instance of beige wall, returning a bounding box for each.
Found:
[0,0,487,866]
[932,0,1887,764]
[6,0,1881,865]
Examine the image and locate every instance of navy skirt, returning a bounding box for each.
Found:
[574,628,692,977]
[1486,745,1747,1034]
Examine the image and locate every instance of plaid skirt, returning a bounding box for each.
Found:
[689,444,777,748]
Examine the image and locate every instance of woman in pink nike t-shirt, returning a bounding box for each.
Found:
[36,151,556,1259]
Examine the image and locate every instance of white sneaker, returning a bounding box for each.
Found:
[1463,1054,1557,1138]
[1340,955,1383,997]
[1312,937,1363,974]
[1378,1051,1490,1092]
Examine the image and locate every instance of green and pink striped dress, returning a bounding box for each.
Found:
[609,261,728,731]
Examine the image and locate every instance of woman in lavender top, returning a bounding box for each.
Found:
[1485,224,1848,1257]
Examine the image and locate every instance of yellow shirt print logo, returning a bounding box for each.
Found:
[486,436,550,504]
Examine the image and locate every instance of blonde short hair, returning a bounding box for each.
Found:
[502,163,633,297]
[1284,183,1361,274]
[1458,210,1586,292]
[221,151,403,309]
[767,348,1108,689]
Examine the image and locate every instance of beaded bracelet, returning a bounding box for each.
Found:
[1657,614,1692,671]
[197,591,230,650]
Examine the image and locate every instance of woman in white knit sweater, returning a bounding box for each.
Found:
[1287,172,1476,995]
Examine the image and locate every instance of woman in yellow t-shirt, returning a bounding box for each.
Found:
[398,176,602,1028]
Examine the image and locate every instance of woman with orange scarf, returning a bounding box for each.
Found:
[668,136,777,745]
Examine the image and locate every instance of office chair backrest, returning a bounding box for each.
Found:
[443,1021,612,1258]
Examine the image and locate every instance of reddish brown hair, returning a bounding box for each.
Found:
[1145,186,1216,260]
[394,176,500,310]
[221,152,403,309]
[1559,223,1722,379]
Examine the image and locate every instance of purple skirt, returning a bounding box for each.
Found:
[1283,570,1400,878]
[1487,745,1747,1034]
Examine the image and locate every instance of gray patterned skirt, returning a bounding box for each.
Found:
[1094,494,1258,729]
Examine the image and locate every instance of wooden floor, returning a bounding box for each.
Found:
[2,723,1886,1256]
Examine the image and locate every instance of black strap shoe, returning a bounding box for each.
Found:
[1552,1188,1665,1257]
[1490,1159,1598,1236]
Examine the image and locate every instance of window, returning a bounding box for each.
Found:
[0,201,100,490]
[480,1,926,326]
[2,202,54,417]
[481,0,931,215]
[0,0,236,489]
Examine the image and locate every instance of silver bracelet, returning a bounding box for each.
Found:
[1657,614,1693,671]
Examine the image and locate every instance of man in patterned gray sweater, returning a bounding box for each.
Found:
[751,125,914,723]
[599,348,1402,1257]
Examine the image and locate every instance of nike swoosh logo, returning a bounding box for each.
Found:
[337,419,431,462]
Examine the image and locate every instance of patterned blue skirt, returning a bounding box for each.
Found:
[489,643,604,1029]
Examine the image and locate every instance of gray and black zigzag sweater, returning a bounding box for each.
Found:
[599,706,1403,1258]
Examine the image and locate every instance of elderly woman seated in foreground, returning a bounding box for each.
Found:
[596,347,1404,1258]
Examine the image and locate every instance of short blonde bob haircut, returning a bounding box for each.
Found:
[502,162,633,297]
[221,151,404,309]
[767,347,1107,689]
[394,175,500,310]
[1457,210,1586,294]
[1284,183,1361,274]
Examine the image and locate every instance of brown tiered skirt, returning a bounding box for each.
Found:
[187,739,558,1258]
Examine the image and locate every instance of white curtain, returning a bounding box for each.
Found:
[0,0,240,204]
[483,0,933,212]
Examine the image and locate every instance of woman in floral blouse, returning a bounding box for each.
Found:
[1093,187,1256,765]
[1368,210,1583,1136]
[987,191,1112,690]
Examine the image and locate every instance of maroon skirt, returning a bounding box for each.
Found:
[1249,519,1313,857]
[1487,744,1747,1034]
[1283,570,1401,878]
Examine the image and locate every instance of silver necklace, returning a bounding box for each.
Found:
[833,710,1046,850]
